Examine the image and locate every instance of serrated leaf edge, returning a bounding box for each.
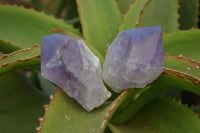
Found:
[163,68,200,85]
[0,45,40,75]
[136,0,180,32]
[117,0,150,32]
[165,53,200,66]
[134,0,151,28]
[112,0,123,17]
[0,45,40,60]
[178,0,199,30]
[76,0,122,40]
[36,88,57,133]
[99,88,130,133]
[36,87,131,133]
[165,98,200,119]
[164,53,200,85]
[108,97,200,132]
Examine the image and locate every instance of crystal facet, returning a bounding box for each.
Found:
[41,34,111,111]
[103,26,164,93]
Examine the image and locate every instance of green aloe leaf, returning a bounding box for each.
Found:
[0,5,82,50]
[178,0,199,30]
[110,73,170,124]
[77,0,122,56]
[0,72,48,133]
[163,29,200,62]
[138,0,179,33]
[111,66,200,123]
[109,97,200,133]
[111,55,200,123]
[164,69,200,96]
[164,54,200,98]
[0,40,20,53]
[119,0,150,31]
[0,45,40,75]
[38,87,134,133]
[165,54,200,80]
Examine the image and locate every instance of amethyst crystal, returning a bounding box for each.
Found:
[103,26,164,92]
[41,34,111,112]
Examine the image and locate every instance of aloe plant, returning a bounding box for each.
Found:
[0,0,200,132]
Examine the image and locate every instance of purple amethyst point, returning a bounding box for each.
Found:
[103,26,164,93]
[41,34,111,111]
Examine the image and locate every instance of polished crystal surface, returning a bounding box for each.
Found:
[103,26,164,92]
[41,34,111,112]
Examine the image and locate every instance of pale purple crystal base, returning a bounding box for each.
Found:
[103,26,164,92]
[41,34,111,112]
